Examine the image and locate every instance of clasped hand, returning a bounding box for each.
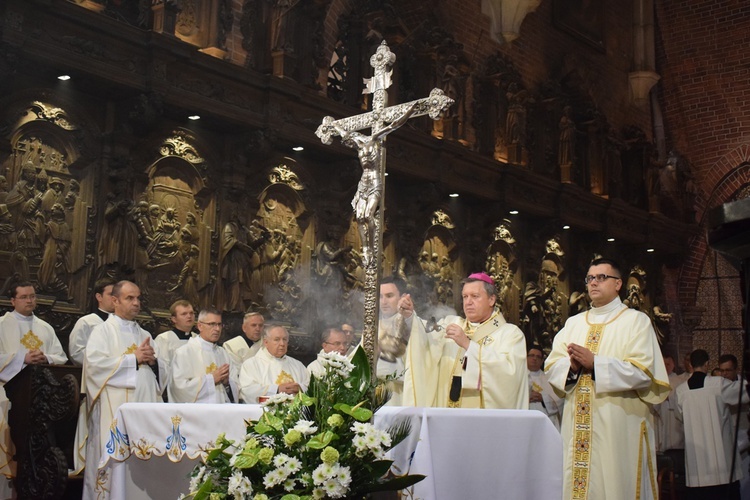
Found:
[567,343,595,372]
[135,338,156,366]
[212,363,230,385]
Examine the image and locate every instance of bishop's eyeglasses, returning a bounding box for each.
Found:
[584,274,621,285]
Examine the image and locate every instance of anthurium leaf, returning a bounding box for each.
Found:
[298,393,316,406]
[349,346,371,392]
[306,430,336,449]
[334,403,373,422]
[232,451,259,469]
[281,495,301,500]
[192,477,214,500]
[368,474,427,492]
[254,421,273,434]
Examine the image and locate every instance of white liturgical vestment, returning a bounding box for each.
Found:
[239,348,309,404]
[154,328,196,399]
[402,309,528,409]
[222,335,261,367]
[529,368,563,430]
[0,311,67,490]
[168,336,238,404]
[676,373,748,487]
[653,371,685,452]
[83,315,165,500]
[546,297,670,500]
[68,309,109,475]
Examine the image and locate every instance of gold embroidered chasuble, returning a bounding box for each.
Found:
[402,309,528,409]
[168,336,238,403]
[238,347,310,403]
[545,297,670,500]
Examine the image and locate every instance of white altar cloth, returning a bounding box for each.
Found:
[98,404,562,500]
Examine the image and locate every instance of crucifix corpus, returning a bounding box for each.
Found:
[315,40,454,375]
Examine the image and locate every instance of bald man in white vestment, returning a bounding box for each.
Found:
[223,312,264,366]
[83,281,165,499]
[239,325,309,404]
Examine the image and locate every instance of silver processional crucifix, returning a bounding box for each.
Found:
[315,41,453,374]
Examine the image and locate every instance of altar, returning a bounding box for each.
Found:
[97,403,563,500]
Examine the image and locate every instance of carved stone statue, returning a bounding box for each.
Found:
[220,213,256,312]
[38,203,72,297]
[521,254,564,352]
[331,103,416,267]
[0,204,17,251]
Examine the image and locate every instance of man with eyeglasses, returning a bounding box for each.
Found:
[154,299,197,400]
[528,346,563,431]
[168,308,238,404]
[307,327,349,377]
[545,258,670,500]
[239,325,309,404]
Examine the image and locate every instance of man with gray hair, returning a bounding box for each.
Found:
[239,325,309,403]
[223,311,264,366]
[403,272,528,409]
[307,327,349,377]
[168,308,238,403]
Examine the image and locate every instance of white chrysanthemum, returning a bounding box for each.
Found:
[312,488,327,499]
[227,471,253,499]
[319,352,354,377]
[263,392,295,406]
[337,466,352,488]
[323,479,346,498]
[321,463,337,479]
[189,466,206,492]
[273,453,290,468]
[352,435,367,452]
[263,468,288,488]
[312,464,328,485]
[351,422,370,434]
[293,420,318,435]
[283,478,297,492]
[286,456,302,473]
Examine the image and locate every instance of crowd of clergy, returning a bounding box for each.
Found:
[0,256,747,500]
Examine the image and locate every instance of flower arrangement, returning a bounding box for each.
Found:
[185,347,424,499]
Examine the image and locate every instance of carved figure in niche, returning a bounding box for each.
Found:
[269,268,302,324]
[132,202,154,247]
[0,205,17,251]
[169,244,200,306]
[622,265,672,344]
[521,255,564,352]
[331,103,417,267]
[436,256,454,305]
[256,229,285,290]
[605,126,626,198]
[38,203,72,297]
[35,169,49,197]
[313,228,351,288]
[0,176,8,204]
[247,218,271,302]
[6,163,39,229]
[220,212,260,312]
[41,177,65,217]
[485,220,517,312]
[274,231,298,281]
[558,106,576,167]
[505,82,533,155]
[436,54,465,140]
[99,191,138,270]
[343,248,364,291]
[569,289,590,316]
[183,212,199,244]
[149,207,181,263]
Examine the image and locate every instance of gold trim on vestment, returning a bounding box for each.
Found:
[571,321,604,500]
[627,358,672,390]
[635,420,658,500]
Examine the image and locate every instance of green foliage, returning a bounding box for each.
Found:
[185,347,423,500]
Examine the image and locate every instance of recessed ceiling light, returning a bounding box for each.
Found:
[449,193,459,198]
[292,146,304,152]
[562,225,570,230]
[509,210,519,215]
[384,172,389,176]
[646,248,655,253]
[188,115,200,121]
[607,238,615,242]
[58,75,71,81]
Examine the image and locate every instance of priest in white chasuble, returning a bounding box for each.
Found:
[0,282,68,496]
[546,258,670,500]
[402,273,528,409]
[222,311,264,367]
[168,308,238,404]
[239,325,309,404]
[83,280,165,499]
[374,276,427,406]
[154,299,197,399]
[307,327,350,378]
[69,278,116,476]
[528,345,563,430]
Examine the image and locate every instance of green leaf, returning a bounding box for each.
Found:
[232,452,259,469]
[298,393,316,406]
[334,403,373,422]
[280,495,301,500]
[192,477,214,500]
[368,474,427,492]
[263,413,284,430]
[254,421,273,434]
[349,346,371,392]
[367,459,394,478]
[306,430,336,449]
[204,448,224,462]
